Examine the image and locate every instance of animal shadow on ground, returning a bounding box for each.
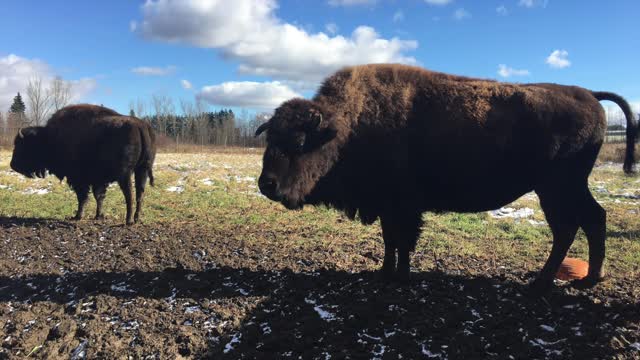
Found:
[1,265,638,359]
[0,216,75,229]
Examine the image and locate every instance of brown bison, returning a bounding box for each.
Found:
[10,104,156,225]
[256,64,638,294]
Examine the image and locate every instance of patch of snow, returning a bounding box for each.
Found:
[540,325,555,332]
[201,178,214,186]
[184,306,200,314]
[488,207,535,219]
[110,282,135,293]
[260,323,272,335]
[166,185,184,193]
[630,343,640,351]
[305,297,337,322]
[593,185,608,193]
[528,219,546,226]
[22,187,50,195]
[237,288,249,296]
[372,344,386,359]
[421,343,443,358]
[223,333,242,353]
[70,340,88,360]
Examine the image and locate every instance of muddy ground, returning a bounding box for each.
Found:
[1,217,639,359]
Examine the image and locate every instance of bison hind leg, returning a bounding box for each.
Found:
[118,173,134,225]
[133,167,149,224]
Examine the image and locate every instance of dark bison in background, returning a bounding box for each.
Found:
[256,64,638,295]
[10,104,156,225]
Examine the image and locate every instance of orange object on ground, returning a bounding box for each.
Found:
[555,257,589,280]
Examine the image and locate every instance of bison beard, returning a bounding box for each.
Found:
[10,104,157,225]
[257,64,638,296]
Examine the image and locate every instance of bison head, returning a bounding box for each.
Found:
[256,98,338,210]
[10,127,48,178]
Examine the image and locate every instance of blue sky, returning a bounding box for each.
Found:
[1,0,638,118]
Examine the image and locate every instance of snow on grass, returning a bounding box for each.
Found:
[21,188,50,195]
[201,178,214,186]
[488,207,534,219]
[223,332,242,353]
[110,282,136,294]
[166,185,184,193]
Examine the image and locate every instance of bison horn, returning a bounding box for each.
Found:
[255,121,270,137]
[18,128,24,138]
[310,111,323,129]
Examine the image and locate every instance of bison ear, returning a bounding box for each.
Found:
[254,121,270,137]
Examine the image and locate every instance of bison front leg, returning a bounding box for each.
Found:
[71,183,90,221]
[92,183,108,220]
[380,211,423,283]
[118,174,134,225]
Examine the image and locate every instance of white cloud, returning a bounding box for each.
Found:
[325,23,338,35]
[196,81,301,110]
[131,65,177,76]
[496,5,508,16]
[0,54,96,112]
[137,0,417,84]
[497,64,530,78]
[546,50,571,69]
[453,8,471,20]
[328,0,377,6]
[393,10,404,23]
[181,79,192,90]
[424,0,452,5]
[129,20,137,32]
[519,0,548,8]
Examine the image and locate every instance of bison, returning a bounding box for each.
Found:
[10,104,156,225]
[256,64,638,294]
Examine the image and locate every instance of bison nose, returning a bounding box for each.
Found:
[258,174,278,198]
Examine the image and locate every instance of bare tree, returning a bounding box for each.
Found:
[180,98,196,144]
[26,76,53,125]
[50,76,72,111]
[194,98,209,146]
[135,98,147,119]
[151,94,175,137]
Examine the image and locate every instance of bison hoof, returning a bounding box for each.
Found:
[95,214,105,220]
[72,215,83,221]
[571,275,603,290]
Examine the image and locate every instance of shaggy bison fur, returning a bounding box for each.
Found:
[10,104,156,225]
[256,64,638,294]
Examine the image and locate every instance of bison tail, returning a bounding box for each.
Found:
[592,91,638,174]
[138,123,157,186]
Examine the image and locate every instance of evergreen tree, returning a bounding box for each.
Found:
[9,92,26,114]
[129,109,136,117]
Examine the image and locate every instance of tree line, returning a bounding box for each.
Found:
[1,78,270,148]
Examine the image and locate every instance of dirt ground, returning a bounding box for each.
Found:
[0,217,638,359]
